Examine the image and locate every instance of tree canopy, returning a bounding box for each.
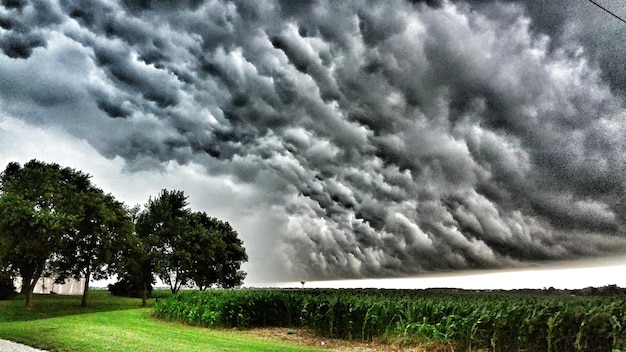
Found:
[54,190,134,307]
[189,211,247,290]
[134,189,248,294]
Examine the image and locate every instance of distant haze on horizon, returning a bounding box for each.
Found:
[272,254,626,290]
[1,0,625,287]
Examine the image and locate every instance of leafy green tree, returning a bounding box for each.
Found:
[54,190,134,307]
[0,160,87,308]
[110,204,156,307]
[186,211,219,290]
[114,220,156,307]
[214,219,247,288]
[135,189,248,294]
[136,189,192,294]
[189,212,247,289]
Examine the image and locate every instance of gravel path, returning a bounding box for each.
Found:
[0,340,47,352]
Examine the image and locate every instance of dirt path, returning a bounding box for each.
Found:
[236,327,450,351]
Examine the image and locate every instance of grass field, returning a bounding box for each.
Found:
[0,291,321,352]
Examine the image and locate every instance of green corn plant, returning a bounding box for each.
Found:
[152,288,626,351]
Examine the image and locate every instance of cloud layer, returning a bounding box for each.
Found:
[1,0,625,280]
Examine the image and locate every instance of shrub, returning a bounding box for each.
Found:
[108,278,152,298]
[0,274,17,300]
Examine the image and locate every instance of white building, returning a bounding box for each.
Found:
[13,277,85,295]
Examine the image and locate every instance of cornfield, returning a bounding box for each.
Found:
[154,288,626,352]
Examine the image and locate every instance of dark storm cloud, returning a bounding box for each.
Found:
[472,0,626,95]
[0,0,64,58]
[0,30,46,58]
[1,0,625,280]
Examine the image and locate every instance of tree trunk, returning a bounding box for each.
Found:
[169,269,181,294]
[20,270,34,294]
[25,275,39,309]
[24,285,34,309]
[141,281,148,307]
[81,266,91,307]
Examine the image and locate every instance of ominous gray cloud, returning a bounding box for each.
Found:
[1,0,625,280]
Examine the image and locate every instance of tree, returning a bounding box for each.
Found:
[107,276,153,299]
[182,211,217,291]
[136,189,192,294]
[189,212,247,289]
[114,211,157,307]
[135,189,248,294]
[0,160,87,308]
[54,190,134,307]
[212,218,247,288]
[108,204,156,307]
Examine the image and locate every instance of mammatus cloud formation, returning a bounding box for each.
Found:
[0,0,625,280]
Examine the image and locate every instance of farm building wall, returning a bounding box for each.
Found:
[13,277,85,295]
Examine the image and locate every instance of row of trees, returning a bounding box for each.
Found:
[0,160,248,308]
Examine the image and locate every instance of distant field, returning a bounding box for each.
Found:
[155,288,626,352]
[0,291,320,352]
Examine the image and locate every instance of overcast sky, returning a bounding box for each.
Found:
[1,0,625,287]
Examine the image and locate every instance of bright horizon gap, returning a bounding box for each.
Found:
[260,259,626,291]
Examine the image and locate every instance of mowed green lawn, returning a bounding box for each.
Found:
[0,291,320,352]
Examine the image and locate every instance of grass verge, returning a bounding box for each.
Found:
[0,291,320,352]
